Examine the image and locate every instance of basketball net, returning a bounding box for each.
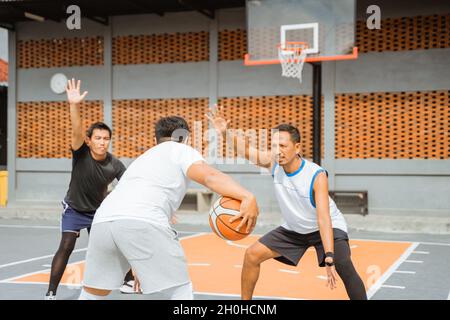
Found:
[278,42,308,83]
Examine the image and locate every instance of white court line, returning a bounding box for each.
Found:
[404,260,423,264]
[381,285,405,290]
[352,238,450,246]
[394,271,416,274]
[417,242,450,247]
[0,232,202,270]
[0,281,82,288]
[179,232,207,241]
[278,269,299,274]
[0,224,60,229]
[0,260,84,283]
[316,275,327,280]
[412,251,429,255]
[188,263,210,267]
[226,241,249,249]
[0,268,51,283]
[366,242,419,300]
[193,291,302,300]
[0,248,87,270]
[0,232,206,283]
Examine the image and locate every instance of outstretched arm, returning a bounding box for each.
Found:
[66,78,88,151]
[314,172,338,290]
[187,161,259,233]
[206,105,273,169]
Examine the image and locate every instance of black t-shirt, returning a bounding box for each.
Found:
[64,143,126,213]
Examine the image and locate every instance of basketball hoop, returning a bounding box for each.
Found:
[278,41,309,82]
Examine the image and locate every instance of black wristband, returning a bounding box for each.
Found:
[325,252,334,259]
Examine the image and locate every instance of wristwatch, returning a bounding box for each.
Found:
[325,252,335,267]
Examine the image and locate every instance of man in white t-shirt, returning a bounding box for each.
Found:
[78,116,259,300]
[207,106,367,300]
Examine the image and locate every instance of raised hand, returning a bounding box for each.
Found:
[66,78,88,105]
[205,104,230,135]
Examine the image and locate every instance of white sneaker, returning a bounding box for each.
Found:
[120,280,136,294]
[45,291,56,300]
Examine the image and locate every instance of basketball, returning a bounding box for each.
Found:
[209,196,251,241]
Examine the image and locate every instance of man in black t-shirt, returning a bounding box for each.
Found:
[45,79,130,300]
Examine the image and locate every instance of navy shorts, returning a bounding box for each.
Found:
[61,201,95,237]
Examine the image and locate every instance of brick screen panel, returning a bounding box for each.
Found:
[112,98,209,158]
[112,32,209,65]
[357,14,450,53]
[18,37,104,68]
[217,95,324,160]
[17,101,104,158]
[335,90,450,159]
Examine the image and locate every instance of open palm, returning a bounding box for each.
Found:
[66,78,88,104]
[206,105,230,135]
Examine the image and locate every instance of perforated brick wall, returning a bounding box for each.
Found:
[112,98,209,157]
[217,95,323,159]
[17,101,104,158]
[335,90,450,159]
[18,37,104,68]
[357,14,450,53]
[112,32,209,65]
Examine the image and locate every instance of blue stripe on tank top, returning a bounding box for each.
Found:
[285,158,305,177]
[271,162,278,177]
[310,169,326,208]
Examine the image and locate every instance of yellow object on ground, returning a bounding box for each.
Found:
[0,171,7,207]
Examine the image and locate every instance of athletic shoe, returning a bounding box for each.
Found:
[45,291,56,300]
[120,280,136,294]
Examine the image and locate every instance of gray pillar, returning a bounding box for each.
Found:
[7,30,16,205]
[207,17,219,162]
[103,19,113,153]
[208,17,218,107]
[322,61,336,190]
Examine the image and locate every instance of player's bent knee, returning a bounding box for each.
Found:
[245,242,270,265]
[244,246,260,264]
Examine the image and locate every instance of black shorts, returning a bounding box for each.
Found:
[258,226,349,267]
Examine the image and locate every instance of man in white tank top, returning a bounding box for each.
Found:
[207,106,367,300]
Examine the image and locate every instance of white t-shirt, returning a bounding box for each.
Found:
[93,141,204,227]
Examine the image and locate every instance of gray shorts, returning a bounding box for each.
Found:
[82,219,191,294]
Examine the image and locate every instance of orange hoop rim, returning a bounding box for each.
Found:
[244,47,359,66]
[278,41,309,53]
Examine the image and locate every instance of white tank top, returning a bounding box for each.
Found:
[271,158,347,234]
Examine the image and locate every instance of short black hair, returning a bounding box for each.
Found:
[273,123,301,143]
[86,122,112,139]
[155,116,190,143]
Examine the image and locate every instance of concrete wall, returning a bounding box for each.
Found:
[8,3,450,217]
[0,28,7,61]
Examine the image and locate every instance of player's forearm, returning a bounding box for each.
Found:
[225,131,251,161]
[69,103,83,136]
[227,131,270,167]
[317,212,334,254]
[204,170,254,202]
